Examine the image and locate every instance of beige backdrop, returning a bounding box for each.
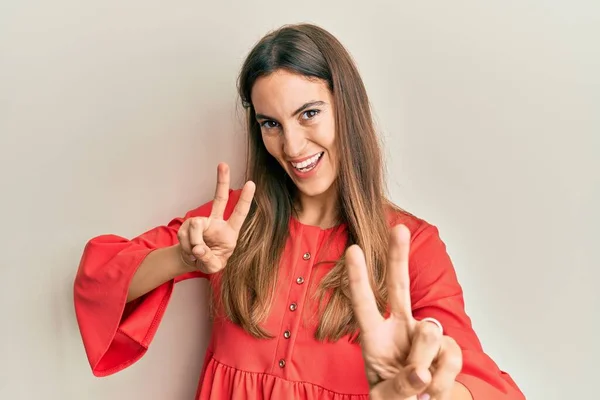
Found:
[1,1,598,399]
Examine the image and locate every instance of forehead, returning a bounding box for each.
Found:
[251,70,331,114]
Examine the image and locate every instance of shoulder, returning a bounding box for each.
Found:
[385,203,430,236]
[384,203,445,250]
[183,189,243,219]
[384,204,456,283]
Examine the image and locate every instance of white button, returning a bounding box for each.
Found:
[303,252,311,260]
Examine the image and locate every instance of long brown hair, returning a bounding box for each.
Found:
[220,23,392,341]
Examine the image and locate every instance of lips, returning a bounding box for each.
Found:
[290,152,323,172]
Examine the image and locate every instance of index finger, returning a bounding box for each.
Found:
[387,224,413,319]
[346,244,384,334]
[227,180,256,231]
[210,163,230,219]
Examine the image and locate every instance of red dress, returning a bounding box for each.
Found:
[74,189,525,399]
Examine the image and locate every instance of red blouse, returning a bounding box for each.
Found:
[74,189,525,399]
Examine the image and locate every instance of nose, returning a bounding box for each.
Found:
[282,127,307,159]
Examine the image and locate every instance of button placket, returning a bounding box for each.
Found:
[274,232,319,375]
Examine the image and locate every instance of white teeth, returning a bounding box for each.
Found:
[291,152,323,170]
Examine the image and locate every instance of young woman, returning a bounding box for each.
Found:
[73,24,525,400]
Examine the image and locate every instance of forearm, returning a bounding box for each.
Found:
[126,244,192,302]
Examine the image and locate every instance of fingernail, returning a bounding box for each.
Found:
[409,369,425,387]
[418,394,430,400]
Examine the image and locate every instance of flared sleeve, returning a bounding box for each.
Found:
[73,197,221,376]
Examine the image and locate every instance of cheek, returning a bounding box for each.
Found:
[322,131,337,173]
[261,135,282,158]
[314,124,336,159]
[317,114,336,146]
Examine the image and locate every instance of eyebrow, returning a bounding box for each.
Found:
[255,100,326,121]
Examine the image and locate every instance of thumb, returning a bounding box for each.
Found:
[370,366,431,400]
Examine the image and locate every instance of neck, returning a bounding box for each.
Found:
[294,186,339,229]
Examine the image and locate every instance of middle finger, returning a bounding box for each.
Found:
[387,224,413,319]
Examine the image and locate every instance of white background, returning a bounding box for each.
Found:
[1,1,598,399]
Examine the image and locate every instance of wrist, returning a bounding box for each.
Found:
[173,244,199,275]
[156,244,196,279]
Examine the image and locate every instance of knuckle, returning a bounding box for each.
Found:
[446,353,463,373]
[442,338,463,373]
[427,380,445,395]
[189,217,203,229]
[177,229,187,242]
[444,335,457,346]
[199,249,210,260]
[392,375,406,396]
[419,322,442,343]
[233,207,246,217]
[446,336,462,353]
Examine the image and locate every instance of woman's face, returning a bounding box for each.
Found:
[251,69,338,200]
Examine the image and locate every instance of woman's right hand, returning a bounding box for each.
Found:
[177,163,256,274]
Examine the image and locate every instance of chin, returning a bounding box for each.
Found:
[292,176,336,198]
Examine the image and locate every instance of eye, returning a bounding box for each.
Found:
[260,120,280,129]
[301,109,320,120]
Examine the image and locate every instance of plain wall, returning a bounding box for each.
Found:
[1,1,598,399]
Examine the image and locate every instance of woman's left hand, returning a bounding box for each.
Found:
[346,224,463,400]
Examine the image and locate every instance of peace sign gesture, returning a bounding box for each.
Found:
[177,163,255,274]
[346,225,465,400]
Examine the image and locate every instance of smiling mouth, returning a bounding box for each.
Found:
[290,152,324,173]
